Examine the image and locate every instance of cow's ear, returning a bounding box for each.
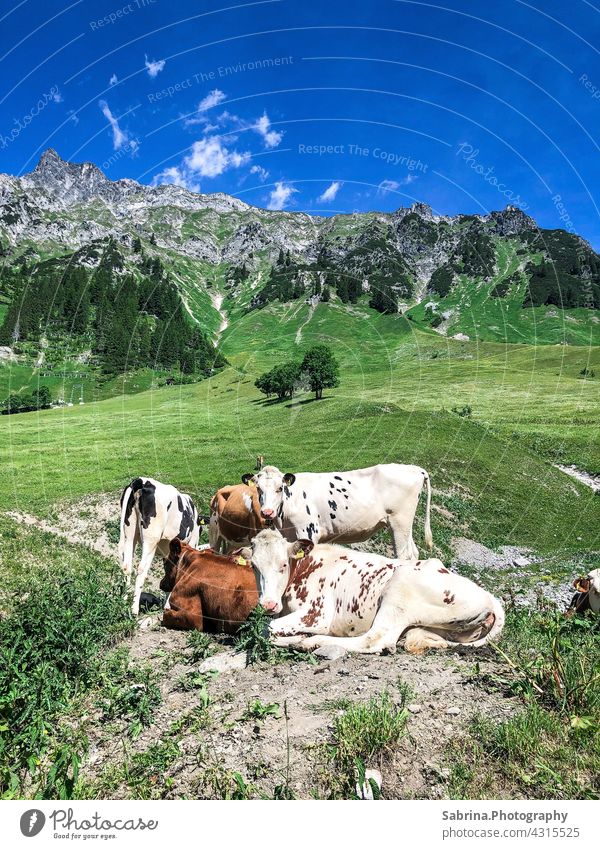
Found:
[575,577,590,592]
[283,472,296,487]
[233,548,252,566]
[242,473,255,486]
[291,539,313,559]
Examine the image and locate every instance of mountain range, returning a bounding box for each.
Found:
[1,148,599,384]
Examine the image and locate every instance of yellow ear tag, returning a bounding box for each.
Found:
[295,549,304,559]
[247,480,255,488]
[237,556,248,566]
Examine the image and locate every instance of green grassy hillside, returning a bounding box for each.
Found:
[1,305,598,555]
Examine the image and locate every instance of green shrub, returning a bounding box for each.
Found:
[0,552,132,797]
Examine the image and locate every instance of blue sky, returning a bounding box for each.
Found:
[2,0,600,245]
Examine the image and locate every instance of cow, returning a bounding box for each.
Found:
[241,529,504,654]
[209,483,265,553]
[567,569,600,616]
[160,539,258,632]
[241,463,432,559]
[118,476,206,615]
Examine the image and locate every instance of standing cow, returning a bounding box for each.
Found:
[118,476,205,614]
[241,463,432,559]
[209,483,265,553]
[243,529,504,654]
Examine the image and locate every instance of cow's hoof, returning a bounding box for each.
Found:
[301,636,324,650]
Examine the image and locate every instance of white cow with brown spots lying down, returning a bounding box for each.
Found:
[242,529,505,654]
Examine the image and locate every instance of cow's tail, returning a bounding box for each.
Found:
[118,481,138,576]
[423,472,433,550]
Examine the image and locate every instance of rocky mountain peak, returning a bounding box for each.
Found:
[23,148,111,208]
[488,205,535,236]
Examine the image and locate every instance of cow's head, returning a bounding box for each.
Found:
[241,528,313,614]
[161,538,183,592]
[575,568,600,595]
[241,465,296,522]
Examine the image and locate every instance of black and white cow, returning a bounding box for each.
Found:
[118,477,205,614]
[241,463,432,559]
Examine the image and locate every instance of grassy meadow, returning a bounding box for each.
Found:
[0,296,599,800]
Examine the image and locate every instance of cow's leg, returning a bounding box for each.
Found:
[118,518,140,584]
[388,514,419,560]
[132,537,160,615]
[163,594,204,631]
[270,635,311,648]
[209,516,221,551]
[402,627,450,654]
[268,610,329,641]
[300,594,412,654]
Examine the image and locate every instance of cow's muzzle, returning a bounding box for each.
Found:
[261,599,280,614]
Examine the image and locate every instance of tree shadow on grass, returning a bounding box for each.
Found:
[251,395,333,408]
[284,397,330,409]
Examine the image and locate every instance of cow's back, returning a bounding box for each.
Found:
[282,466,425,542]
[165,549,258,633]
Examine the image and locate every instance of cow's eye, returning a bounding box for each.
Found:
[277,487,282,493]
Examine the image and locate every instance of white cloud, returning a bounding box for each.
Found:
[254,112,283,148]
[198,89,226,112]
[145,55,166,78]
[109,73,118,86]
[377,179,400,195]
[98,100,129,150]
[185,136,250,178]
[267,181,297,210]
[318,181,342,203]
[250,164,269,182]
[151,166,200,193]
[377,175,417,194]
[51,89,63,103]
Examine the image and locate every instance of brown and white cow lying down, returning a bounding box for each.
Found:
[160,539,258,632]
[242,529,505,654]
[567,569,600,616]
[209,483,265,553]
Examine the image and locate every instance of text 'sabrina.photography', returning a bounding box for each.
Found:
[0,0,599,842]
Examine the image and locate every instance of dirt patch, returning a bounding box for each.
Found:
[555,464,600,493]
[77,614,520,800]
[6,493,119,558]
[452,537,536,572]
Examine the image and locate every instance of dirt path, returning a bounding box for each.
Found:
[6,493,118,558]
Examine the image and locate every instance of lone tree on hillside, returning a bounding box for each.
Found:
[300,344,340,400]
[255,361,301,400]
